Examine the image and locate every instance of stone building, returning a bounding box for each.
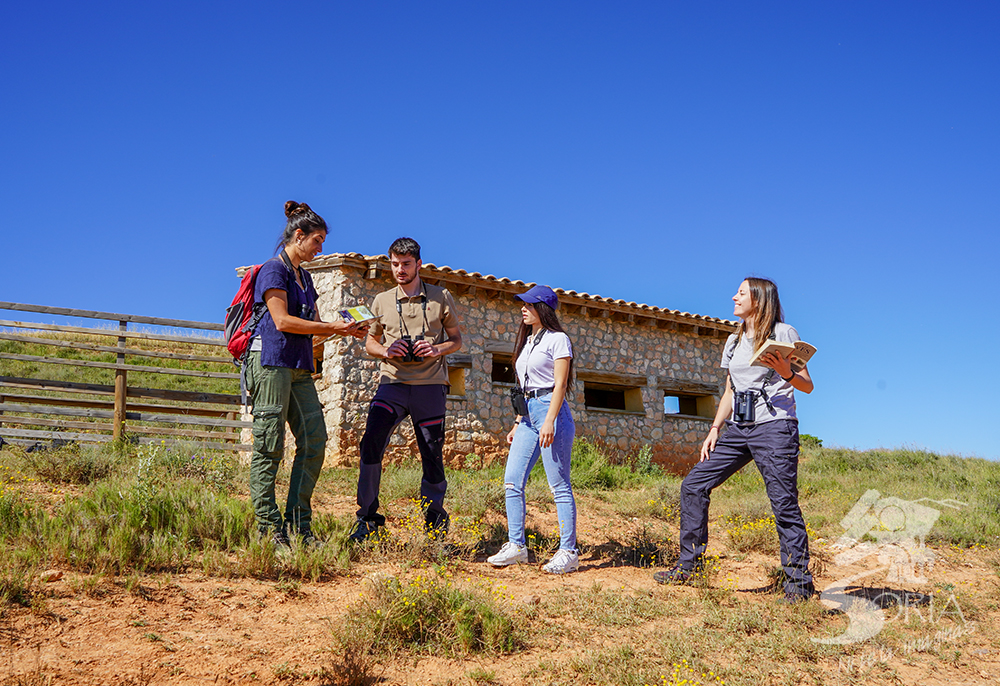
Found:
[268,252,738,475]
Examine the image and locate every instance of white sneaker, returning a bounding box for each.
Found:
[543,549,580,574]
[487,542,528,567]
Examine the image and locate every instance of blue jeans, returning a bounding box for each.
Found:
[503,396,577,550]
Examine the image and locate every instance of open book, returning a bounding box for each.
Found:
[339,305,381,324]
[749,339,817,372]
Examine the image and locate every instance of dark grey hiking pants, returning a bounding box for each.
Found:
[356,383,448,527]
[678,418,814,596]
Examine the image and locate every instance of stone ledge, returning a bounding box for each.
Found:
[583,407,647,417]
[664,413,714,423]
[577,369,648,387]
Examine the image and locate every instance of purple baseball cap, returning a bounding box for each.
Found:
[515,284,559,310]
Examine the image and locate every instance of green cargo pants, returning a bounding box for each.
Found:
[245,352,328,537]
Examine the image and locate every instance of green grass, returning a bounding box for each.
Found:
[797,446,1000,546]
[1,437,997,597]
[2,422,1000,686]
[17,443,124,485]
[0,332,239,443]
[0,332,236,397]
[0,441,352,582]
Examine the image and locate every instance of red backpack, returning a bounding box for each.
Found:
[224,264,267,365]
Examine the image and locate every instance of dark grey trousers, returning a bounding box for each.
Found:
[356,383,448,527]
[678,418,814,596]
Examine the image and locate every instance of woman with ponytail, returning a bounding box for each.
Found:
[487,285,579,574]
[247,201,366,548]
[653,277,815,603]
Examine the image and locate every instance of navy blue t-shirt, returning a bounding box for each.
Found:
[253,256,319,371]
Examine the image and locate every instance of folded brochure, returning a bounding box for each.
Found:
[339,305,380,323]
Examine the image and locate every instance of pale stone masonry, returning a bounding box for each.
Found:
[242,253,736,474]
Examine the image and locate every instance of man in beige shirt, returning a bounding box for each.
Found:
[350,237,463,542]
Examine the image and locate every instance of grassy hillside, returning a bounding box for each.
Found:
[2,438,998,685]
[0,330,240,448]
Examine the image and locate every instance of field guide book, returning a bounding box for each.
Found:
[748,340,817,371]
[339,306,381,323]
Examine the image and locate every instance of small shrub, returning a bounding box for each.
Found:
[633,444,661,475]
[176,452,239,493]
[724,514,778,554]
[572,440,657,491]
[341,572,527,656]
[466,667,499,684]
[351,499,487,565]
[645,480,682,521]
[0,491,28,539]
[799,434,823,449]
[319,635,381,686]
[0,559,36,610]
[21,443,120,485]
[525,525,560,557]
[591,525,677,569]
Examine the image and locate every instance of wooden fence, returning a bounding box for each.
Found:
[0,301,251,452]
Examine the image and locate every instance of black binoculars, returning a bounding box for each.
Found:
[400,335,424,363]
[732,390,757,423]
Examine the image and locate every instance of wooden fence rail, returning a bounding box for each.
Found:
[0,301,251,452]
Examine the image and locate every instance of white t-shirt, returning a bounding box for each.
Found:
[515,330,573,392]
[721,322,799,424]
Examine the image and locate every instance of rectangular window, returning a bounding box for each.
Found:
[491,354,516,385]
[446,353,472,398]
[663,390,715,418]
[448,367,466,397]
[584,382,644,414]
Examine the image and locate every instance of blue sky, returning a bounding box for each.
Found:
[2,2,998,458]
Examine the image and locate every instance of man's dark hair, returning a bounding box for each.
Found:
[388,237,421,261]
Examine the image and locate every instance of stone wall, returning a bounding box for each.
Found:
[296,254,734,475]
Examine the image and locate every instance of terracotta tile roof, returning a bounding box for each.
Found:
[293,253,737,335]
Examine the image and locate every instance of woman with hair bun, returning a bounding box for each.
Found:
[487,285,579,574]
[654,277,815,603]
[246,201,367,548]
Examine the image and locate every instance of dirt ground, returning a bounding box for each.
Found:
[3,491,1000,686]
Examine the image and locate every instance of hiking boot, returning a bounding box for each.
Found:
[270,529,291,549]
[777,591,811,605]
[347,519,381,544]
[652,565,698,585]
[298,531,324,550]
[487,542,529,567]
[543,549,580,574]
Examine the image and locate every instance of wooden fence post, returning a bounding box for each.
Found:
[113,319,127,440]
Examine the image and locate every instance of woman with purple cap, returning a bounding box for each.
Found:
[487,284,579,574]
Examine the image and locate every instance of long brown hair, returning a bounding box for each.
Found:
[510,300,574,387]
[736,277,784,352]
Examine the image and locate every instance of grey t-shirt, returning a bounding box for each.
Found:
[721,322,799,424]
